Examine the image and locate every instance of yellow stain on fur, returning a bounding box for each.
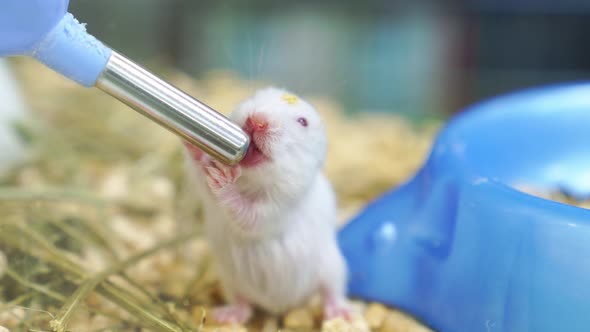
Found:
[282,93,299,105]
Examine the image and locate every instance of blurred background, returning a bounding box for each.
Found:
[65,0,590,119]
[1,2,590,330]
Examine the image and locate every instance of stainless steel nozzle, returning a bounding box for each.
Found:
[96,51,249,165]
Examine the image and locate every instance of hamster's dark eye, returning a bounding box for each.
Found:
[297,117,308,127]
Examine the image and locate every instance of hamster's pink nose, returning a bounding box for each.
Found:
[244,113,269,134]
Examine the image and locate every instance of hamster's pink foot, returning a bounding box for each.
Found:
[212,302,253,325]
[204,160,242,192]
[324,303,352,321]
[323,292,352,321]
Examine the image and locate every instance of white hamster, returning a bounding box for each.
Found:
[183,87,350,324]
[0,59,29,174]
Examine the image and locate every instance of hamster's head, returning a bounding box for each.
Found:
[230,87,327,193]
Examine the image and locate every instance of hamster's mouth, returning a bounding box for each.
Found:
[240,139,269,168]
[240,113,272,168]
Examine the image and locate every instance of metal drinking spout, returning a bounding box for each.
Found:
[0,0,249,165]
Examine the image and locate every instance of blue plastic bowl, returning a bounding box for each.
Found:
[338,82,590,332]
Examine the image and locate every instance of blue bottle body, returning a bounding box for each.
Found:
[339,83,590,332]
[0,0,70,56]
[0,0,111,86]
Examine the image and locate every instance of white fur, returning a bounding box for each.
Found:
[0,59,29,173]
[184,87,347,314]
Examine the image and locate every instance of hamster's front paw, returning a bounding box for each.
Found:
[205,160,242,192]
[183,141,206,164]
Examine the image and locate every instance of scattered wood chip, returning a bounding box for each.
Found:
[283,307,315,329]
[363,303,388,329]
[321,312,369,332]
